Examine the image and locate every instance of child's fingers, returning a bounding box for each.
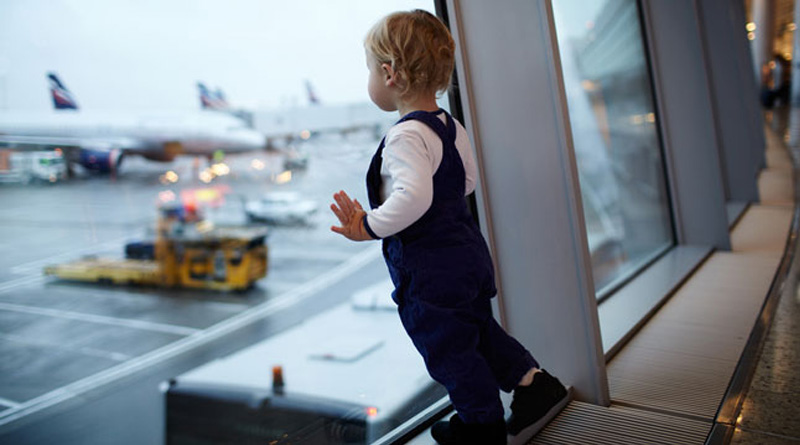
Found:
[337,190,355,215]
[331,225,345,234]
[353,199,364,211]
[333,192,350,216]
[330,203,348,225]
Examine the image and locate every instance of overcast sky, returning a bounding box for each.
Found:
[0,0,433,111]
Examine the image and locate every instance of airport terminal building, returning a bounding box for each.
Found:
[0,0,797,444]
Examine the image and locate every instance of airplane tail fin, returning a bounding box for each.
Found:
[305,80,320,105]
[214,88,227,106]
[198,82,229,110]
[48,72,78,110]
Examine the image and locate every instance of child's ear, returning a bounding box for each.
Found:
[381,63,396,86]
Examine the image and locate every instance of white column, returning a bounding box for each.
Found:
[694,0,765,202]
[640,0,731,247]
[447,0,608,405]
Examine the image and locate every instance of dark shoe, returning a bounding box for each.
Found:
[431,414,506,445]
[507,369,569,436]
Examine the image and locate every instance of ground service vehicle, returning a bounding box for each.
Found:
[44,204,268,291]
[164,281,447,444]
[0,149,67,183]
[245,191,318,225]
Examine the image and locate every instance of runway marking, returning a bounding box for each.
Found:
[269,248,356,262]
[199,300,252,312]
[9,237,128,275]
[0,398,21,410]
[0,276,46,294]
[0,302,200,337]
[0,244,381,428]
[63,288,252,312]
[0,333,131,362]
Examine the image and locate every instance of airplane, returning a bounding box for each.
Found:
[0,73,268,174]
[196,79,393,150]
[251,80,396,144]
[197,82,255,128]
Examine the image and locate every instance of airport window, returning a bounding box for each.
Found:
[0,1,446,444]
[551,0,675,296]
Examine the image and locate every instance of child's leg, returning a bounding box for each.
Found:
[398,297,505,424]
[473,297,539,392]
[470,296,570,439]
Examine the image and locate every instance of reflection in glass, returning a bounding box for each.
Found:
[552,0,674,294]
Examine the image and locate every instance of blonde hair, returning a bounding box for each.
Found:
[364,9,455,99]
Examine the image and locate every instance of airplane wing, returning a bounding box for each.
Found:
[0,135,142,151]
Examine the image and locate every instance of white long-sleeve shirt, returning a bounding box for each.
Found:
[365,114,477,238]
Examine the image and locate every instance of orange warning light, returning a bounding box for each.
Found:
[366,406,378,417]
[272,366,285,392]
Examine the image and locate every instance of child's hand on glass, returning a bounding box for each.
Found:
[330,190,372,241]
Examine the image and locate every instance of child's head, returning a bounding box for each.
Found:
[364,9,455,101]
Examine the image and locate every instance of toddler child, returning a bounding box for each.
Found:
[330,9,569,444]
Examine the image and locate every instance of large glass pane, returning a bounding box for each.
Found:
[552,0,674,294]
[0,2,442,444]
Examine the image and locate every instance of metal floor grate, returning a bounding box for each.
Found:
[730,205,794,251]
[530,401,711,445]
[605,248,782,420]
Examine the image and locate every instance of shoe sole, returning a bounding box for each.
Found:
[506,386,572,445]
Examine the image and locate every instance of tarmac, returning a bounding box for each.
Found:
[0,133,390,444]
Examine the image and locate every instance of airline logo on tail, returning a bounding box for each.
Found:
[48,72,78,110]
[305,80,320,105]
[197,82,229,110]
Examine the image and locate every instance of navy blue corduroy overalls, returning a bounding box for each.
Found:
[366,109,539,424]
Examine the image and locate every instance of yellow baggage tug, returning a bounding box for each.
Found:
[44,204,268,292]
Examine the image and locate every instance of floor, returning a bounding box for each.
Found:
[730,113,800,444]
[730,282,800,444]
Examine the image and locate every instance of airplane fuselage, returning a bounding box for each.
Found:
[0,109,266,162]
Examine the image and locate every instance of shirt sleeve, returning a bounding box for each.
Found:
[365,126,434,238]
[457,125,478,195]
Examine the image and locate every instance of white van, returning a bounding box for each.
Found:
[0,150,67,183]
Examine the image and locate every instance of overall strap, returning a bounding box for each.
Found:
[366,109,457,211]
[397,109,456,146]
[366,136,386,210]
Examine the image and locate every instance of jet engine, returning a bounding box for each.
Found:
[78,148,123,173]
